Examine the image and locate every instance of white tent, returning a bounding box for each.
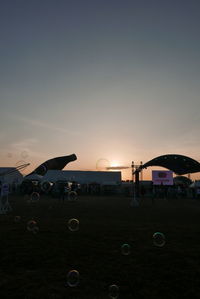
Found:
[0,168,23,184]
[43,170,121,184]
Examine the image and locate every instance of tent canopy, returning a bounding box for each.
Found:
[141,154,200,175]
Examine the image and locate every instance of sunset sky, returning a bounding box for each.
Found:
[1,0,200,180]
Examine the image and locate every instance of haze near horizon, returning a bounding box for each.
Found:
[1,0,200,180]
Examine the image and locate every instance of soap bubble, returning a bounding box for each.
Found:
[32,226,39,234]
[109,284,119,298]
[21,151,29,159]
[14,216,21,223]
[30,192,40,202]
[66,270,80,287]
[27,220,38,233]
[68,191,78,201]
[153,232,166,247]
[121,243,131,255]
[68,218,79,232]
[41,181,51,192]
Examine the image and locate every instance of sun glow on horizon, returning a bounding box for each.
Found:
[110,161,120,168]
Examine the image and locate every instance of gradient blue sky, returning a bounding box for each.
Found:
[1,0,200,179]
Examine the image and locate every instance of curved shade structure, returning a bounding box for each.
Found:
[27,154,77,176]
[141,154,200,175]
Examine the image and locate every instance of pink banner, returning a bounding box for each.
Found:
[152,170,173,185]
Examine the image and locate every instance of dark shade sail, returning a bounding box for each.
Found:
[141,154,200,175]
[27,154,77,176]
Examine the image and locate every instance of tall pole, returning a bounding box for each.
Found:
[131,161,134,181]
[135,168,140,198]
[140,161,143,181]
[131,161,135,196]
[131,161,139,207]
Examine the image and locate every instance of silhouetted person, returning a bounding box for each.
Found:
[140,186,145,197]
[71,181,77,192]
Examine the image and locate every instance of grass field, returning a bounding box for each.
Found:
[1,194,200,299]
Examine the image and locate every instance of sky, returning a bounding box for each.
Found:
[0,0,200,180]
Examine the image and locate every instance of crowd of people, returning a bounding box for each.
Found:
[1,178,200,200]
[139,184,200,199]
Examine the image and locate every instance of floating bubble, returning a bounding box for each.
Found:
[41,181,51,192]
[121,243,131,255]
[96,158,110,171]
[30,192,40,202]
[153,232,166,247]
[27,220,38,233]
[68,191,78,201]
[109,284,119,299]
[66,270,80,287]
[32,226,39,234]
[21,151,29,159]
[14,216,21,223]
[68,218,79,232]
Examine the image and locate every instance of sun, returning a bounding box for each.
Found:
[110,161,120,168]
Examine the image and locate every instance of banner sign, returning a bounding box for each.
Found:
[152,170,173,185]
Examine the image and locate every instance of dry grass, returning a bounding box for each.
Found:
[0,194,200,298]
